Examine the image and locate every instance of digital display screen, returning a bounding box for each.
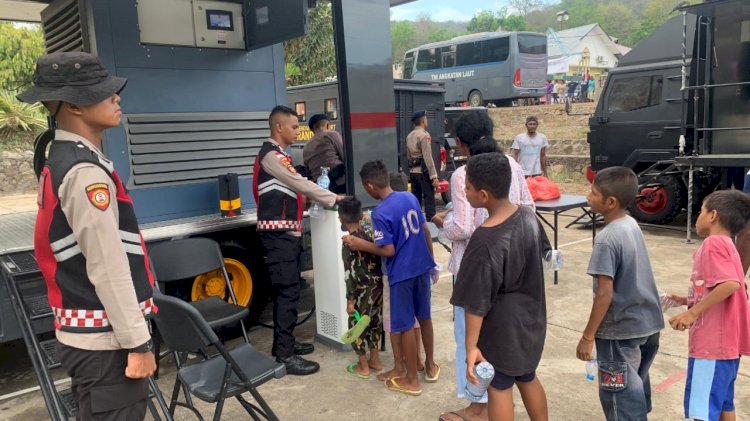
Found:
[206,10,234,31]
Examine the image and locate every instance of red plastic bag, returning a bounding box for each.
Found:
[526,176,561,201]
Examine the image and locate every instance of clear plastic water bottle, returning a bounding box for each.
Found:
[585,358,598,381]
[437,202,453,245]
[309,167,330,218]
[658,290,678,313]
[543,249,563,272]
[465,361,495,402]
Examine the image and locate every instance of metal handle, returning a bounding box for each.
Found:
[648,131,663,139]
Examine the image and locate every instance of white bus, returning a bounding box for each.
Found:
[403,32,548,106]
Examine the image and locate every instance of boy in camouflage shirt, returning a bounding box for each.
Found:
[339,196,384,379]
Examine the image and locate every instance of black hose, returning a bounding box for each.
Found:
[256,304,316,330]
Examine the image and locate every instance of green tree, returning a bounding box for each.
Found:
[0,23,45,90]
[284,2,336,86]
[426,28,459,43]
[0,89,46,135]
[509,0,546,17]
[628,0,698,45]
[559,0,604,30]
[391,20,417,64]
[502,15,527,31]
[597,2,636,43]
[467,10,504,32]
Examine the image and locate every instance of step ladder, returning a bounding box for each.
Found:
[0,250,172,420]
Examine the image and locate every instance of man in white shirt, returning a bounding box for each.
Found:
[511,116,549,177]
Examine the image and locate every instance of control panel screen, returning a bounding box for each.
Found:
[206,10,234,31]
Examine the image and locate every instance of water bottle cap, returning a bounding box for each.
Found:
[586,374,595,381]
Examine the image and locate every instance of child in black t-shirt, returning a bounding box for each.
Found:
[450,152,549,420]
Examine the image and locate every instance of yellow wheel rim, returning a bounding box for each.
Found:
[191,258,252,307]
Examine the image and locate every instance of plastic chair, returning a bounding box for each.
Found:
[148,238,250,374]
[152,291,285,421]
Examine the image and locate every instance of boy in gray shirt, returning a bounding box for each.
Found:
[576,166,664,421]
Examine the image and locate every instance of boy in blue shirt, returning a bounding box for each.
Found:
[343,161,438,396]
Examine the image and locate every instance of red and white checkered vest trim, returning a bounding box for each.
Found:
[52,298,155,329]
[256,219,302,231]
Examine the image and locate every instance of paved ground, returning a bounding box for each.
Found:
[0,194,35,215]
[1,204,748,420]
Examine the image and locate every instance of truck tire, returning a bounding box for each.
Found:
[197,241,271,325]
[629,176,686,225]
[441,190,451,204]
[468,90,483,107]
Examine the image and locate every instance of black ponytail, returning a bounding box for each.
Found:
[33,103,62,178]
[454,111,503,156]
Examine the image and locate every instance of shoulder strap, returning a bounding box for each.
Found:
[47,141,115,197]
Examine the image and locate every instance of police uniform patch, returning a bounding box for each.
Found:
[276,153,297,174]
[85,183,110,211]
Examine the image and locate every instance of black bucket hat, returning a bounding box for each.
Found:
[17,51,127,106]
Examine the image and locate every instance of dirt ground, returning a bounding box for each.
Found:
[1,196,749,421]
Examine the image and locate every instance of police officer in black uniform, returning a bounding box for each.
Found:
[253,106,343,375]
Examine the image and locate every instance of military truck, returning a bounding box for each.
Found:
[287,79,452,201]
[587,0,749,225]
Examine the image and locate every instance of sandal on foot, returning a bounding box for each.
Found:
[385,377,422,396]
[425,363,441,383]
[438,411,469,421]
[345,362,369,379]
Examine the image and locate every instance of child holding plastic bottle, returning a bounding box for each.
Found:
[665,190,750,421]
[576,166,664,421]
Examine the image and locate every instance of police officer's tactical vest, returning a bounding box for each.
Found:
[34,140,155,333]
[252,141,304,232]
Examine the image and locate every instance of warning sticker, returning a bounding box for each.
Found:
[85,183,110,211]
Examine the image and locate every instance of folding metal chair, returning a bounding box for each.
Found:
[152,291,285,421]
[148,238,250,374]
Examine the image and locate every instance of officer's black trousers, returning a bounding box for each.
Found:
[57,343,148,421]
[410,172,436,221]
[259,231,303,358]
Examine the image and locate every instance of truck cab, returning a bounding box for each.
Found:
[588,16,696,224]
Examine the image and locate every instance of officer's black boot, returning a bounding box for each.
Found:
[272,341,314,357]
[276,355,320,376]
[293,341,314,355]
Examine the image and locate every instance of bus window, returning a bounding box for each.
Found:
[295,102,306,122]
[482,37,510,63]
[441,45,456,68]
[456,42,482,66]
[518,34,547,54]
[403,51,415,79]
[417,48,438,71]
[325,97,338,120]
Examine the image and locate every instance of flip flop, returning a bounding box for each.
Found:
[345,362,369,379]
[425,363,440,383]
[385,377,422,396]
[438,411,469,421]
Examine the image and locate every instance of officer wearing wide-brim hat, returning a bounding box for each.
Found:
[19,51,157,420]
[405,110,439,220]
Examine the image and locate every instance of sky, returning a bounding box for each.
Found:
[390,0,510,22]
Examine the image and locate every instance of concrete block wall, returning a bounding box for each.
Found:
[0,151,36,195]
[489,102,596,179]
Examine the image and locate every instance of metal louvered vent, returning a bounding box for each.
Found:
[124,112,269,188]
[41,0,86,54]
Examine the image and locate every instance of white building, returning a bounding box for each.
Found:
[547,23,631,79]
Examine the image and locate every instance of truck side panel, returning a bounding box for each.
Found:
[90,1,287,223]
[708,2,750,154]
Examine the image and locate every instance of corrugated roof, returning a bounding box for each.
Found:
[547,23,598,57]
